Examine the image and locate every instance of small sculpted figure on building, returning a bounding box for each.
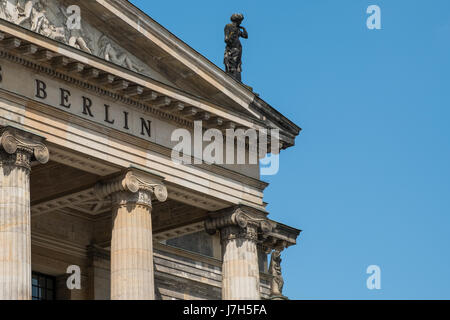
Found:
[224,13,248,82]
[269,250,287,299]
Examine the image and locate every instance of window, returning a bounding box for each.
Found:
[32,272,55,300]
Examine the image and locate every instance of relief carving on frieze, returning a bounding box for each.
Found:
[0,0,150,74]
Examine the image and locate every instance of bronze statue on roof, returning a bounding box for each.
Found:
[224,13,248,82]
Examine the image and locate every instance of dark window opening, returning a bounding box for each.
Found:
[32,272,55,301]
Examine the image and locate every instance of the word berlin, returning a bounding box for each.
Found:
[34,79,152,138]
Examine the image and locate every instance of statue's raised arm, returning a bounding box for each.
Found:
[239,26,248,39]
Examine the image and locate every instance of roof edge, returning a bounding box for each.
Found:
[113,0,301,142]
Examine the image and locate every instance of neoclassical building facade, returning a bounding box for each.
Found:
[0,0,301,300]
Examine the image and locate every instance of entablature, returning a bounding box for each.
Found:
[0,20,281,144]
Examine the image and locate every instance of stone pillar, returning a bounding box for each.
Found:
[0,127,49,300]
[205,205,272,300]
[95,169,167,300]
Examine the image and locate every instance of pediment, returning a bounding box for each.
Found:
[0,0,176,86]
[0,0,301,148]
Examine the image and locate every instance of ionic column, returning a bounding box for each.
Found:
[95,169,167,300]
[0,127,49,300]
[205,206,272,300]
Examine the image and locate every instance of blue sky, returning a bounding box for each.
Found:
[130,0,450,299]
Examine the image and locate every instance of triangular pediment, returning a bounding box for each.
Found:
[0,0,300,147]
[0,0,177,86]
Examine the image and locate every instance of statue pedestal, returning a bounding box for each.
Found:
[269,295,289,301]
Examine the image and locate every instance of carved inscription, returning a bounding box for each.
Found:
[34,78,152,138]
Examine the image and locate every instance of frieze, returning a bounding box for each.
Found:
[0,58,179,144]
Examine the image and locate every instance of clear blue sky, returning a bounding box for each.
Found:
[130,0,450,299]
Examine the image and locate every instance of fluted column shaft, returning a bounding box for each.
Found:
[95,169,168,300]
[221,225,260,300]
[0,127,49,300]
[0,150,31,300]
[110,190,154,300]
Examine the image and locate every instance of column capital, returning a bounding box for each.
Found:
[205,205,273,242]
[94,168,168,207]
[0,126,49,169]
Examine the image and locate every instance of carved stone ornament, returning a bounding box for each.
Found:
[205,205,272,242]
[94,169,168,207]
[0,0,150,75]
[269,249,285,298]
[0,126,49,169]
